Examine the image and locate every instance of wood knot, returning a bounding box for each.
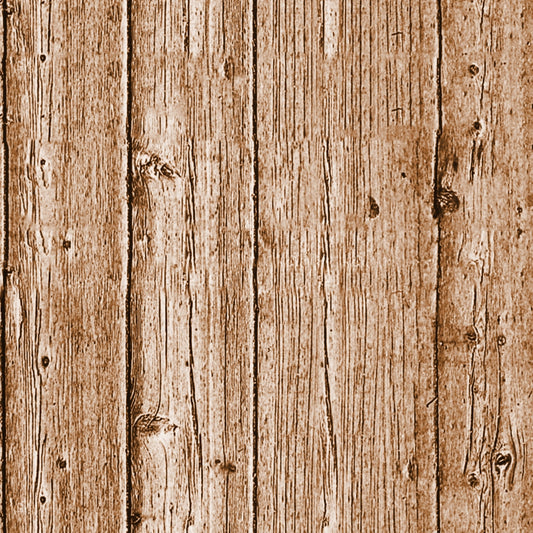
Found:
[133,414,177,436]
[216,460,237,473]
[62,240,71,250]
[494,452,512,475]
[467,472,480,488]
[137,153,180,181]
[469,64,479,75]
[130,513,142,525]
[369,196,380,218]
[435,188,460,217]
[465,326,478,343]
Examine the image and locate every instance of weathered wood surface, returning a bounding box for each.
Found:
[3,0,128,530]
[129,0,254,530]
[0,0,531,531]
[256,0,439,530]
[437,0,533,531]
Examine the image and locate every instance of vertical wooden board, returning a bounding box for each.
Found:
[129,0,253,530]
[438,0,533,530]
[256,0,439,531]
[4,0,128,530]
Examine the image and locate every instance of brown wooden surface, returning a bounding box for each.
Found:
[437,0,533,530]
[129,0,253,530]
[3,0,128,530]
[0,0,531,531]
[255,0,439,530]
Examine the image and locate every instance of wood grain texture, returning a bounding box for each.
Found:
[437,0,533,530]
[129,0,254,530]
[4,0,128,530]
[256,0,440,530]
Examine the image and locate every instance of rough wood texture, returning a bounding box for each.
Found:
[256,0,439,530]
[4,0,128,530]
[437,0,533,530]
[129,0,254,530]
[1,0,532,530]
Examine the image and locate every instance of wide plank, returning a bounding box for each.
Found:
[4,0,128,530]
[437,0,533,530]
[256,0,440,530]
[129,0,254,530]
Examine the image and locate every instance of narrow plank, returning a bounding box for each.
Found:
[4,0,128,530]
[437,0,533,530]
[256,0,439,530]
[129,0,254,530]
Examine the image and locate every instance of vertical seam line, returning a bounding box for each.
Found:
[126,0,133,529]
[251,0,258,528]
[1,0,8,529]
[433,0,443,530]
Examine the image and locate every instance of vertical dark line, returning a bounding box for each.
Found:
[251,0,258,528]
[1,0,8,529]
[433,0,443,530]
[125,0,133,529]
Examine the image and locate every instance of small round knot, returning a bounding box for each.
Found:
[465,326,478,343]
[467,472,479,488]
[469,64,479,75]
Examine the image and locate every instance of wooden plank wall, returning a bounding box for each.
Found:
[0,0,531,531]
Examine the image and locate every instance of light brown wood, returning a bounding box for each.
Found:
[256,0,440,530]
[129,0,254,530]
[437,0,533,530]
[2,0,532,530]
[4,0,128,530]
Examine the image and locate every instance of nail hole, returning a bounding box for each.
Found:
[40,54,46,62]
[401,172,407,178]
[40,496,46,504]
[517,206,523,215]
[469,64,479,75]
[40,159,46,166]
[62,240,71,250]
[41,356,50,367]
[473,121,482,131]
[131,513,141,525]
[497,335,506,346]
[57,458,67,469]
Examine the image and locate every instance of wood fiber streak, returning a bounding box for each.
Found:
[256,0,439,530]
[437,0,533,530]
[3,0,128,530]
[129,0,253,530]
